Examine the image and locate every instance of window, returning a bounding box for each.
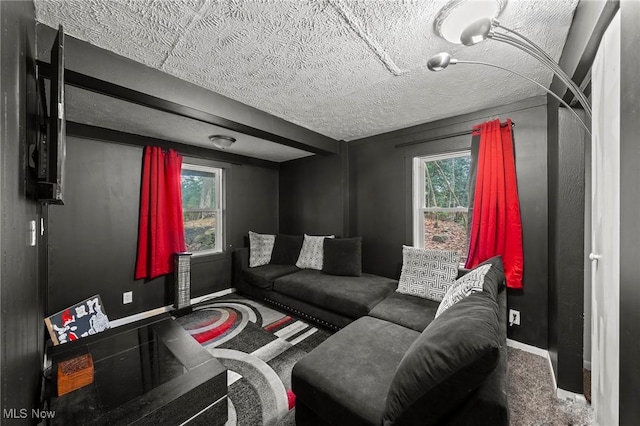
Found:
[181,164,224,255]
[413,152,471,263]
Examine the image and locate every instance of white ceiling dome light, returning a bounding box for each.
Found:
[434,0,508,44]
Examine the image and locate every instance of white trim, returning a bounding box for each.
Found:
[507,339,588,405]
[507,338,549,358]
[181,163,225,254]
[584,359,592,371]
[108,288,235,328]
[557,387,588,403]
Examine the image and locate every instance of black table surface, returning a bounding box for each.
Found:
[46,314,227,425]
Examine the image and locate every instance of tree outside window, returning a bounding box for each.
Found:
[413,152,471,263]
[181,164,223,254]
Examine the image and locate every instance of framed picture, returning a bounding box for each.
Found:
[45,295,110,345]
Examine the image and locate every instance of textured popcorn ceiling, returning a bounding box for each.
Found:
[35,0,579,152]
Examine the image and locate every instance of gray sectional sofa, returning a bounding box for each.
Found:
[232,236,508,425]
[232,235,398,329]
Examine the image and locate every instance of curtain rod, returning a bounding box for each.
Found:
[394,121,514,149]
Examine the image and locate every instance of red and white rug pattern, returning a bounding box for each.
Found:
[176,295,331,426]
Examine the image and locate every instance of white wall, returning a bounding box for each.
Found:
[590,11,620,426]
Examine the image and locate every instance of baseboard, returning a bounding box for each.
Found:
[557,387,588,403]
[109,288,235,328]
[583,359,592,371]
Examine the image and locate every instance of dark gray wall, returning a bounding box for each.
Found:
[347,97,549,348]
[47,136,278,320]
[547,104,587,393]
[0,0,44,417]
[279,141,349,236]
[619,1,640,423]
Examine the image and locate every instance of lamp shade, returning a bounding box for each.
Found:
[460,17,494,46]
[434,0,507,44]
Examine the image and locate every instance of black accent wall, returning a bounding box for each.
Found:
[281,97,550,348]
[547,104,587,393]
[619,1,640,423]
[47,135,279,320]
[279,141,349,236]
[0,0,45,416]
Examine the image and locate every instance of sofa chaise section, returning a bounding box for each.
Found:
[292,256,509,426]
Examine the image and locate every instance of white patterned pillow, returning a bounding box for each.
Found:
[249,231,276,267]
[397,246,460,302]
[295,234,335,270]
[435,264,492,318]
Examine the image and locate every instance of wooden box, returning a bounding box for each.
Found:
[57,353,94,396]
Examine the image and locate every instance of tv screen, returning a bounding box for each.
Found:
[37,25,66,204]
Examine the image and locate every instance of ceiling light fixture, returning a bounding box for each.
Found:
[458,17,592,120]
[434,0,507,44]
[208,135,236,149]
[426,52,591,136]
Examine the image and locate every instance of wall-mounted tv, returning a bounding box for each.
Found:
[33,25,66,204]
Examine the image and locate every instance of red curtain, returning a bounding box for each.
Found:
[465,119,524,289]
[135,146,186,280]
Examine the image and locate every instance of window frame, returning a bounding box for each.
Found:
[181,163,225,257]
[412,150,471,256]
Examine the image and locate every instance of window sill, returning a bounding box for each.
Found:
[190,250,228,262]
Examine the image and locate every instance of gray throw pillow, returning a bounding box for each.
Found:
[248,231,275,267]
[322,237,362,276]
[396,246,460,302]
[435,264,492,318]
[295,234,334,270]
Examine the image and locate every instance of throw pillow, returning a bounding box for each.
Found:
[396,246,460,302]
[295,234,334,270]
[322,237,362,276]
[435,264,492,318]
[270,234,304,265]
[248,231,275,268]
[382,292,501,426]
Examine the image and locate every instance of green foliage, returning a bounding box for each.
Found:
[181,174,216,209]
[424,156,471,208]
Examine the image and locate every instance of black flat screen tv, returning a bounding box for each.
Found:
[36,25,66,204]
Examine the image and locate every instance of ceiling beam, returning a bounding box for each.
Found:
[552,0,619,104]
[35,23,339,156]
[66,122,280,169]
[37,60,336,156]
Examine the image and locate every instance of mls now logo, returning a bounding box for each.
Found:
[3,408,55,420]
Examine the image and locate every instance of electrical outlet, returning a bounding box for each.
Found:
[509,309,521,326]
[123,291,133,304]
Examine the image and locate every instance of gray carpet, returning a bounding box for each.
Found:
[276,346,593,426]
[508,346,593,425]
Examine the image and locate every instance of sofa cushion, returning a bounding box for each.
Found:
[270,234,304,265]
[292,316,420,426]
[382,292,501,426]
[241,264,300,290]
[273,269,397,319]
[296,234,334,270]
[475,256,506,301]
[435,264,492,318]
[248,231,275,267]
[396,246,460,302]
[322,237,362,277]
[368,292,440,332]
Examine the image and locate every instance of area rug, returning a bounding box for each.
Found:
[175,294,332,426]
